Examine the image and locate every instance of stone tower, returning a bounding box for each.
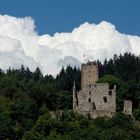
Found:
[73,61,116,118]
[73,61,133,118]
[123,100,132,116]
[81,61,99,90]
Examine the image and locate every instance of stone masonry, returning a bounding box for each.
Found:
[73,61,132,118]
[123,100,132,116]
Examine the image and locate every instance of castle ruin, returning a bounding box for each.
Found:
[73,61,132,118]
[123,100,132,116]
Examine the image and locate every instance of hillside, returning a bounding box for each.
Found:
[0,52,140,139]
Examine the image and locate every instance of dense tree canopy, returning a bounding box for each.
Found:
[0,52,140,139]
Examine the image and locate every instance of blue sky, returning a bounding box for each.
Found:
[0,0,140,35]
[0,0,140,74]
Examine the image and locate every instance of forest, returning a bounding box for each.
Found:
[0,52,140,140]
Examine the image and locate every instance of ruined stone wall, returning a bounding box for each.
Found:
[74,110,115,119]
[73,61,116,118]
[73,83,116,113]
[73,61,133,118]
[123,100,132,116]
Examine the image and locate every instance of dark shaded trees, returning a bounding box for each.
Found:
[0,52,140,139]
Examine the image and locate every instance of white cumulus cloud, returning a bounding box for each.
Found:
[0,14,140,75]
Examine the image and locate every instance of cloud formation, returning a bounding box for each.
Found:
[0,15,140,75]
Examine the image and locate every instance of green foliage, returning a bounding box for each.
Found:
[97,74,123,89]
[111,112,133,129]
[133,108,140,121]
[0,53,140,139]
[102,53,140,81]
[22,111,139,140]
[56,66,81,91]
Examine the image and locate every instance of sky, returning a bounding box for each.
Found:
[0,0,140,75]
[0,0,140,35]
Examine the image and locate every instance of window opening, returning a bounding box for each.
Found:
[109,90,112,95]
[93,102,96,110]
[88,98,91,103]
[89,91,91,95]
[103,96,107,103]
[109,85,114,90]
